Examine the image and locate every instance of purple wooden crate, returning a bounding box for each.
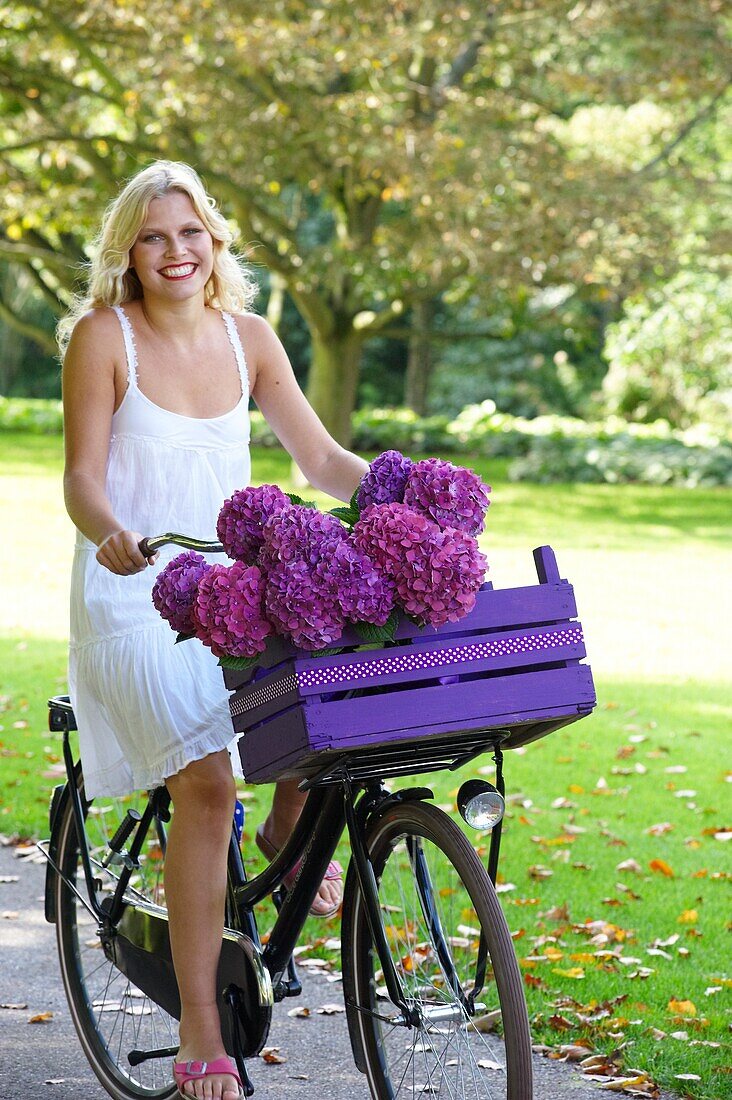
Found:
[224,546,596,783]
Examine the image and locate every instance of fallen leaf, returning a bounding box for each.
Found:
[648,859,674,878]
[667,999,696,1017]
[316,1003,345,1014]
[0,1002,28,1009]
[616,859,642,874]
[677,909,698,924]
[0,875,19,883]
[646,822,673,836]
[261,1047,286,1064]
[28,1011,53,1024]
[286,1006,311,1018]
[674,1074,701,1081]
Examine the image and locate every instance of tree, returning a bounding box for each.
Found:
[1,0,729,441]
[603,270,732,429]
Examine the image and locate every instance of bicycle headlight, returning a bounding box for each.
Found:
[457,779,505,831]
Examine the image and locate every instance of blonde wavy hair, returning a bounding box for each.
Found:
[57,160,258,354]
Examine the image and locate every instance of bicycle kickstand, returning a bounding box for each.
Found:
[223,986,255,1097]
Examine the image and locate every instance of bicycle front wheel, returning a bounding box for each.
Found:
[54,771,178,1099]
[342,799,533,1100]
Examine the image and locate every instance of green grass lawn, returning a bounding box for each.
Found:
[1,430,730,1098]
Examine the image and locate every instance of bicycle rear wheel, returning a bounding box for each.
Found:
[342,800,533,1100]
[54,771,178,1099]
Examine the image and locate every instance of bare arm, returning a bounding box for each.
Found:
[244,314,368,503]
[62,311,155,575]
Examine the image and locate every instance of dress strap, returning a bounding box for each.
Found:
[111,305,139,388]
[221,312,250,398]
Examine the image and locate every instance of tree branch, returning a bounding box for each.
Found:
[636,81,731,177]
[0,296,57,355]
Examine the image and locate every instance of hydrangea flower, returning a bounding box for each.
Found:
[216,484,290,563]
[357,449,414,511]
[259,504,348,569]
[352,502,438,579]
[260,505,350,649]
[403,458,490,536]
[265,558,345,651]
[192,561,272,658]
[331,538,395,626]
[152,551,212,635]
[391,525,488,627]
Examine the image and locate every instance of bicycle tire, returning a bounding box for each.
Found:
[54,770,179,1099]
[342,799,533,1100]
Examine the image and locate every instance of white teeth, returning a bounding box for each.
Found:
[160,264,196,277]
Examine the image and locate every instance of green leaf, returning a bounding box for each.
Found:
[354,609,400,644]
[349,485,361,513]
[329,506,359,525]
[309,646,345,657]
[285,492,318,508]
[175,632,195,644]
[217,653,262,670]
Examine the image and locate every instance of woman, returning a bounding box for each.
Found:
[60,160,367,1100]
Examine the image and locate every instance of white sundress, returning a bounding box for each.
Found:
[68,305,251,799]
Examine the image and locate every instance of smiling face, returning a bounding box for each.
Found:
[128,190,214,301]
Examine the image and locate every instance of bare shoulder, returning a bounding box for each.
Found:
[66,307,122,360]
[231,311,277,351]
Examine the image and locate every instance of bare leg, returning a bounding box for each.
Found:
[165,750,240,1100]
[261,778,341,915]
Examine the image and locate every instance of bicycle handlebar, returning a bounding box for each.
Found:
[138,533,224,558]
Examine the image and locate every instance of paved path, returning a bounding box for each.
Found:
[0,843,671,1100]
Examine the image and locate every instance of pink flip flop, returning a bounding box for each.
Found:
[173,1056,244,1099]
[255,825,343,918]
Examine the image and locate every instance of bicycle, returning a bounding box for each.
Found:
[40,533,595,1100]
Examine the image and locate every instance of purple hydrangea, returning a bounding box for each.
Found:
[352,502,438,579]
[152,551,212,635]
[331,538,395,626]
[357,450,414,511]
[403,458,490,536]
[265,558,345,650]
[391,525,487,627]
[192,561,272,658]
[260,506,350,650]
[217,484,290,563]
[259,505,348,569]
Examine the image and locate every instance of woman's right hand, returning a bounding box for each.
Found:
[95,530,159,575]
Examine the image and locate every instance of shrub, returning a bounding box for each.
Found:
[0,396,63,433]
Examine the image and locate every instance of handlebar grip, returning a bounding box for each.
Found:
[138,533,225,558]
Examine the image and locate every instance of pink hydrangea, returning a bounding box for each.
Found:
[391,525,488,627]
[152,551,212,635]
[216,484,290,563]
[352,502,438,579]
[403,458,490,536]
[192,561,272,658]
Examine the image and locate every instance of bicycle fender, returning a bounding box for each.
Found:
[368,786,434,824]
[43,766,81,924]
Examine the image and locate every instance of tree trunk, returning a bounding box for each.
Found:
[266,272,286,335]
[404,298,436,415]
[305,327,364,449]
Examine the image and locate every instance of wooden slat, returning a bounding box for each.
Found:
[304,666,595,746]
[294,622,586,697]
